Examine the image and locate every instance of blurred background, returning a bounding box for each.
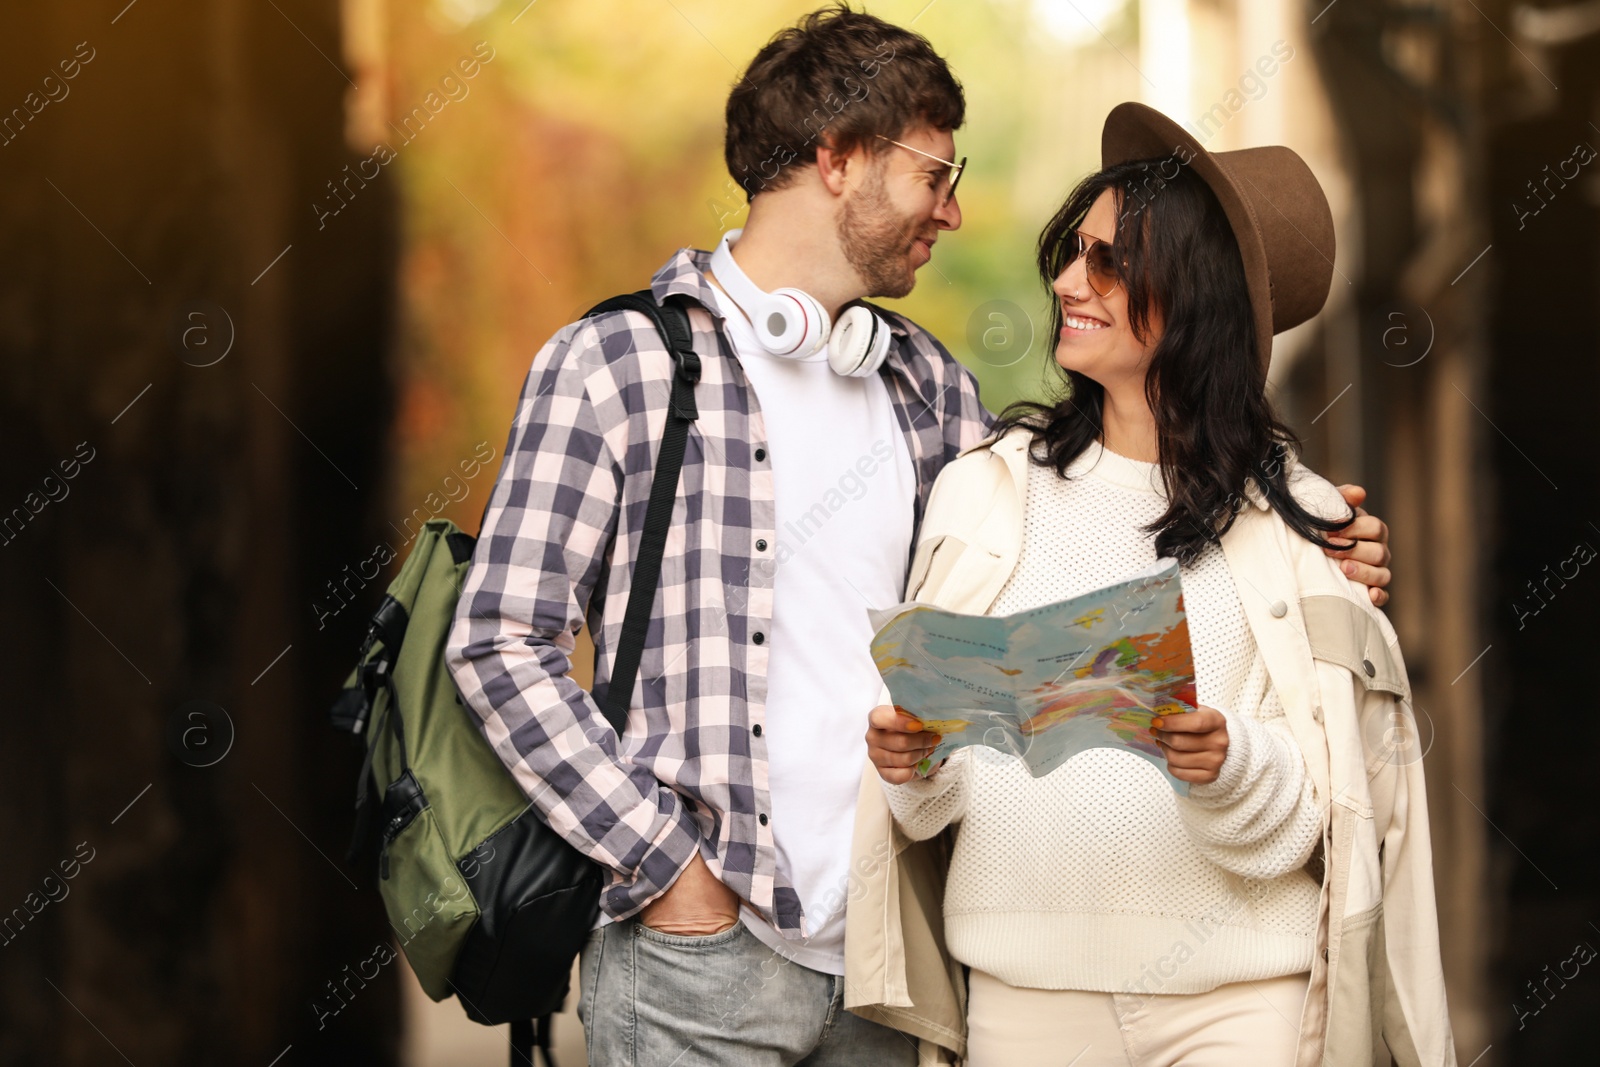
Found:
[2,0,1594,1063]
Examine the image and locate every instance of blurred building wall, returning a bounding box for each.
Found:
[0,1,402,1063]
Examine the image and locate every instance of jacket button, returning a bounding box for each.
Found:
[1312,706,1324,723]
[1269,600,1288,618]
[753,632,765,646]
[1323,947,1330,961]
[752,724,762,737]
[758,813,769,826]
[755,539,768,551]
[1362,658,1376,677]
[754,447,767,462]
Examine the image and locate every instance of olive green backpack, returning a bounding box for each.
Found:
[328,291,700,1066]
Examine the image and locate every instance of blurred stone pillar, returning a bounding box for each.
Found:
[0,1,399,1062]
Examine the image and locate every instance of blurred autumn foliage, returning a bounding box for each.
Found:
[360,0,1150,534]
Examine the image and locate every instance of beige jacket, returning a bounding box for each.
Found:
[843,427,1457,1066]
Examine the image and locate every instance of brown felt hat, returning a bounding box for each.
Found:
[1101,102,1336,370]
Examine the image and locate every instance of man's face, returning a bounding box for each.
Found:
[837,125,963,299]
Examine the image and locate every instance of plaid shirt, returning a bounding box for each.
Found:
[445,248,992,935]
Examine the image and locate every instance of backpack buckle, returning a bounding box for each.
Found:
[677,348,702,385]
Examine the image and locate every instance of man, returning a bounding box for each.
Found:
[445,6,1393,1065]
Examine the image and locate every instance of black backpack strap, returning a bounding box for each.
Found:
[510,1014,554,1066]
[581,290,701,737]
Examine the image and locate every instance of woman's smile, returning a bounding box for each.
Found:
[1061,310,1110,334]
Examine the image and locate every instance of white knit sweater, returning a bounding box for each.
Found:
[884,441,1323,993]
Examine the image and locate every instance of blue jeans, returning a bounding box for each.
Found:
[577,917,919,1067]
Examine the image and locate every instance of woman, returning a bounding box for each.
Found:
[845,104,1455,1066]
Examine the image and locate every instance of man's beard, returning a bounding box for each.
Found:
[838,173,922,300]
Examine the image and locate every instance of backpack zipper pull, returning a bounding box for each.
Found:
[378,812,405,880]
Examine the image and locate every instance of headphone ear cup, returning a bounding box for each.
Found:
[827,305,892,377]
[765,288,829,357]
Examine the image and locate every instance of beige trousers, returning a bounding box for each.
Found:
[965,968,1309,1067]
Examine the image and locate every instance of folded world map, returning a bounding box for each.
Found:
[869,558,1199,793]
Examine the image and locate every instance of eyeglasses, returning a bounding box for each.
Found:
[874,135,966,208]
[1064,229,1122,299]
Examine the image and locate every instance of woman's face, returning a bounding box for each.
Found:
[1052,188,1162,389]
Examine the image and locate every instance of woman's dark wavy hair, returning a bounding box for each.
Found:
[992,157,1354,563]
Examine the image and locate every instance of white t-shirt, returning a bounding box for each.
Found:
[707,280,918,974]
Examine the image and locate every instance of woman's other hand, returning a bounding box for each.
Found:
[1153,707,1229,785]
[866,705,942,785]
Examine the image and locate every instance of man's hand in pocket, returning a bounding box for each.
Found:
[638,852,741,936]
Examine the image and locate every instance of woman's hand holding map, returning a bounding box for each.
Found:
[865,704,944,785]
[1151,707,1230,785]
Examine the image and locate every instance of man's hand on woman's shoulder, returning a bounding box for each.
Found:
[1328,483,1393,607]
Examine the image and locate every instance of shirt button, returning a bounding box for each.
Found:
[755,539,768,551]
[1362,659,1376,677]
[758,813,769,826]
[752,724,763,737]
[1269,600,1288,618]
[754,447,767,462]
[752,631,766,646]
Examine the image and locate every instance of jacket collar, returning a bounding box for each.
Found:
[986,425,1032,502]
[1243,479,1272,511]
[978,423,1031,461]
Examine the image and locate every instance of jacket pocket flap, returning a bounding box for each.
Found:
[1300,594,1407,699]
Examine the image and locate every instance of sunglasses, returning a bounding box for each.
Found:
[874,135,966,208]
[1065,229,1122,299]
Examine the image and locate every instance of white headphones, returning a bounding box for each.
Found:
[709,228,892,378]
